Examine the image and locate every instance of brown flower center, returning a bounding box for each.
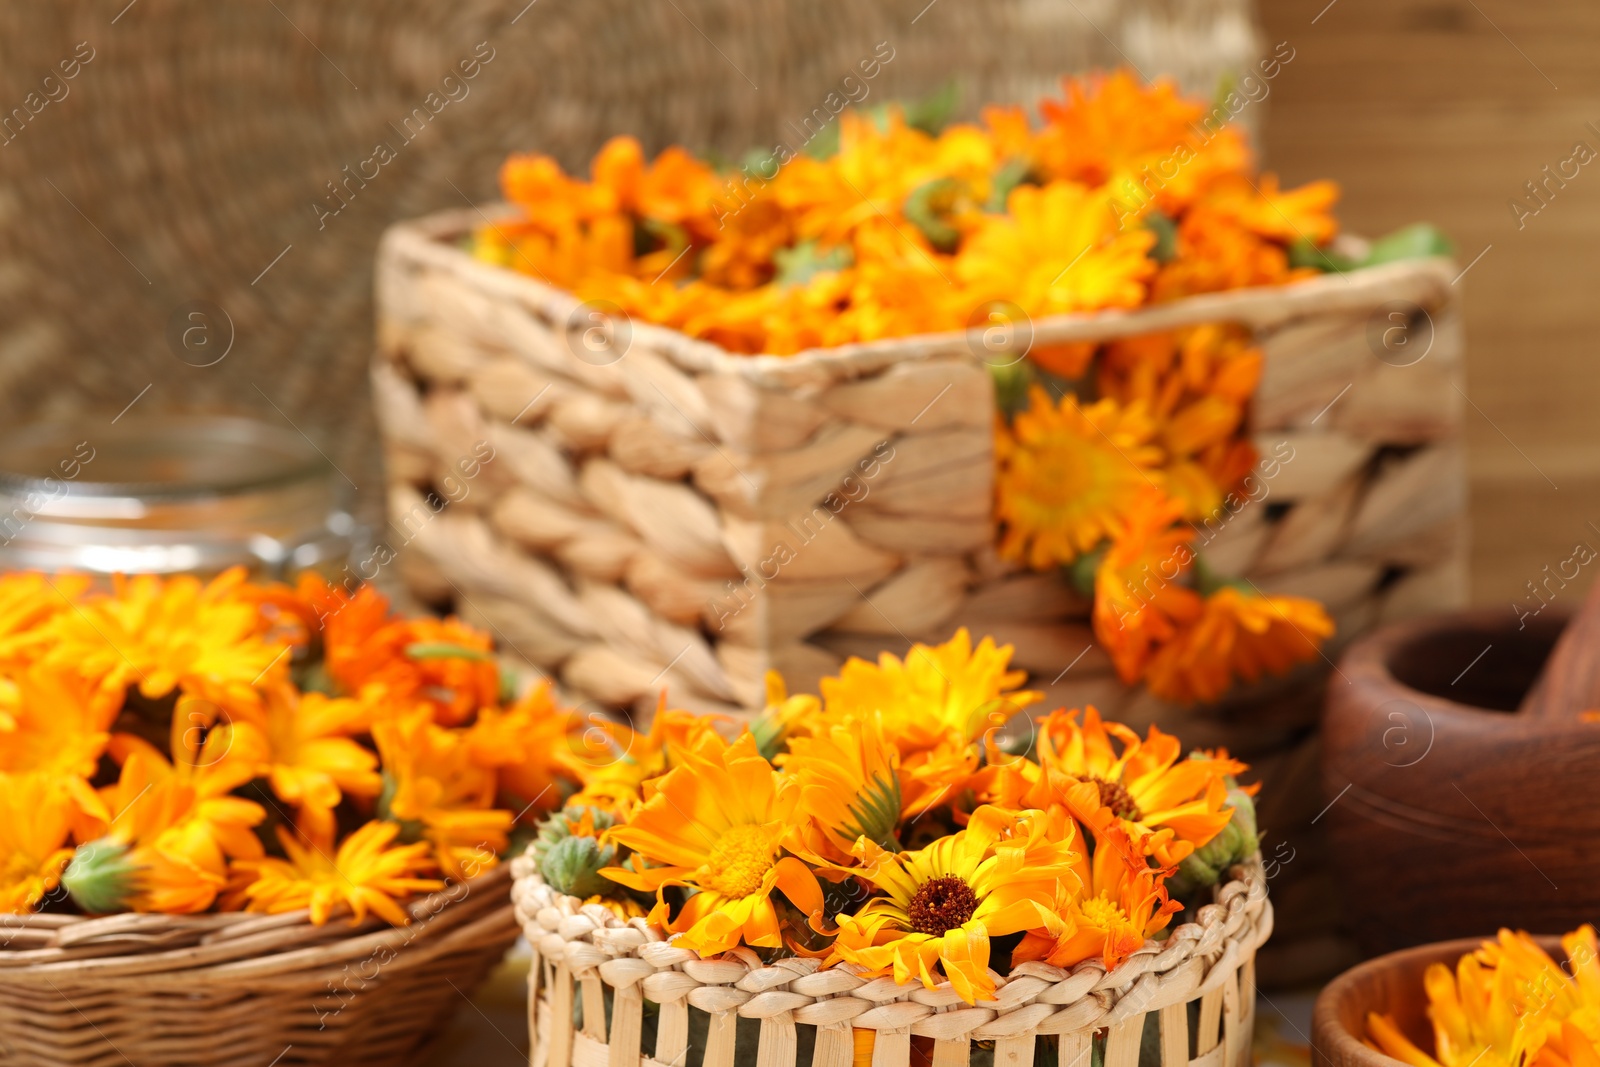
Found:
[907,876,979,937]
[1093,776,1143,821]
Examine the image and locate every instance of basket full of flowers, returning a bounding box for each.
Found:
[0,569,583,1067]
[511,629,1272,1067]
[373,68,1467,728]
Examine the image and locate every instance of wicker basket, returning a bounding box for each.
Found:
[0,864,519,1067]
[510,852,1272,1067]
[373,208,1467,724]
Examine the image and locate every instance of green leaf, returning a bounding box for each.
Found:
[404,641,492,662]
[903,80,961,135]
[987,358,1035,421]
[1359,222,1455,266]
[1288,237,1357,274]
[904,177,966,253]
[1144,211,1179,264]
[985,157,1033,213]
[774,240,853,287]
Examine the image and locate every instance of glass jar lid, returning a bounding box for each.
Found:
[0,415,357,576]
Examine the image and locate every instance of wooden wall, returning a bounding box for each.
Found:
[1259,0,1600,618]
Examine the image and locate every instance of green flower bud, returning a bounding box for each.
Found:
[533,806,617,864]
[539,834,616,898]
[62,839,139,914]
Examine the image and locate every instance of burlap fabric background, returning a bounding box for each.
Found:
[0,0,1259,525]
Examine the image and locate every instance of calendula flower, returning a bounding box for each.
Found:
[567,697,729,816]
[820,628,1040,753]
[828,806,1081,1004]
[1200,173,1340,246]
[39,567,288,719]
[1366,927,1600,1067]
[66,731,265,914]
[958,181,1155,324]
[0,772,77,913]
[1091,489,1202,684]
[467,680,581,820]
[602,733,823,956]
[783,711,903,862]
[1033,70,1249,214]
[0,571,88,668]
[333,613,500,727]
[1145,586,1334,705]
[373,707,511,880]
[233,821,443,926]
[996,387,1164,569]
[1014,819,1179,972]
[250,679,382,840]
[0,663,121,782]
[1033,707,1244,865]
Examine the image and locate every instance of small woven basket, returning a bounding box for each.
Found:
[0,864,519,1067]
[510,854,1272,1067]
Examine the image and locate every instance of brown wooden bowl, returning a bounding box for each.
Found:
[1322,608,1600,956]
[1311,935,1563,1067]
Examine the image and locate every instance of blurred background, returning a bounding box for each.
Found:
[4,0,1590,622]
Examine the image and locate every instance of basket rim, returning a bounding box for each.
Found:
[0,860,515,983]
[380,206,1458,391]
[510,849,1272,1022]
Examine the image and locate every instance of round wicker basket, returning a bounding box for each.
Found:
[510,854,1272,1067]
[0,863,519,1067]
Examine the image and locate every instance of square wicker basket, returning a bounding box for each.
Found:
[372,207,1467,727]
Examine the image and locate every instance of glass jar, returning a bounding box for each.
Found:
[0,415,359,578]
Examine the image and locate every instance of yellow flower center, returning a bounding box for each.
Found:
[1091,776,1143,821]
[702,824,774,899]
[1079,893,1128,929]
[908,875,980,936]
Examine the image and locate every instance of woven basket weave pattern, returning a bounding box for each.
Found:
[511,855,1272,1067]
[0,864,519,1067]
[374,209,1468,724]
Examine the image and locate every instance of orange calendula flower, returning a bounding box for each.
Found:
[466,680,581,820]
[39,567,288,719]
[819,628,1041,753]
[0,571,89,668]
[567,697,729,817]
[0,772,77,913]
[601,733,823,956]
[249,679,382,841]
[828,806,1081,1004]
[1014,820,1179,972]
[1145,586,1334,705]
[233,821,443,926]
[1033,707,1244,865]
[1091,489,1202,684]
[996,387,1164,569]
[372,707,512,881]
[332,613,500,727]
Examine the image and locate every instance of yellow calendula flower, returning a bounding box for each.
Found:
[0,772,77,913]
[566,697,729,817]
[1367,927,1600,1067]
[0,571,89,669]
[828,806,1081,1004]
[602,733,823,956]
[782,711,903,863]
[39,567,289,719]
[233,821,443,927]
[996,387,1164,570]
[819,628,1040,753]
[372,707,512,881]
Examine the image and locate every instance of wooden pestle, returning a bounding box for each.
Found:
[1518,576,1600,718]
